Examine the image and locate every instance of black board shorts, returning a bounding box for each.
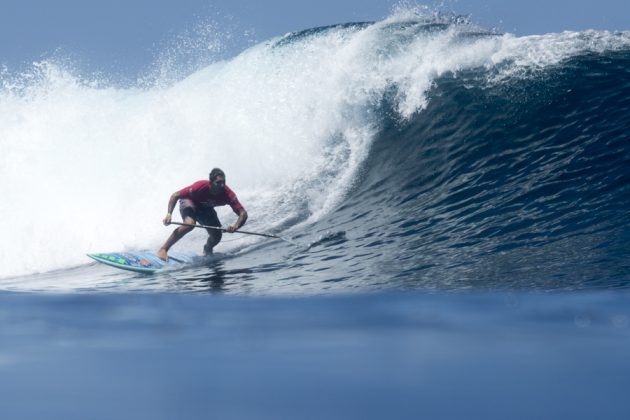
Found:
[179,199,221,227]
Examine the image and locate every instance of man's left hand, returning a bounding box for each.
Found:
[226,224,238,233]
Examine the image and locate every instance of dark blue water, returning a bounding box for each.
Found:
[1,19,630,420]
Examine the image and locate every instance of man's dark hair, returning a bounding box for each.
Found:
[209,168,225,181]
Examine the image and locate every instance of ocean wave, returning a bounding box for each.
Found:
[1,10,629,282]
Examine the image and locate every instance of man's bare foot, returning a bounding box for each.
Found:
[157,248,169,261]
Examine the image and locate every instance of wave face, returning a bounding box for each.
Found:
[324,50,630,290]
[1,11,630,289]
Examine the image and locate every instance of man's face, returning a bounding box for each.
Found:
[210,175,226,195]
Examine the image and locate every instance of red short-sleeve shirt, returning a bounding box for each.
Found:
[178,180,244,215]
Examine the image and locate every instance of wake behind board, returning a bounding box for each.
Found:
[87,250,198,274]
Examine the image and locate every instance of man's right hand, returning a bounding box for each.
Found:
[163,213,172,226]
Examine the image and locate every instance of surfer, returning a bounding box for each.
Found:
[157,168,248,261]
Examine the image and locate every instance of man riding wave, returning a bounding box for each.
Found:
[158,168,248,261]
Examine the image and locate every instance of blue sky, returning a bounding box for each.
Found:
[1,0,628,76]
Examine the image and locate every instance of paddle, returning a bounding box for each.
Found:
[168,221,289,241]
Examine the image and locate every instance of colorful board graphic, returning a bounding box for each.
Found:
[87,250,198,274]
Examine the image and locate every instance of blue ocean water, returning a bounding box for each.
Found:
[1,12,630,419]
[1,292,629,419]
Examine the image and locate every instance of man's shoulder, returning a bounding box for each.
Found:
[223,185,240,198]
[190,180,210,190]
[179,180,209,197]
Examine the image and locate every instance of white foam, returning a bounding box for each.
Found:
[1,9,628,278]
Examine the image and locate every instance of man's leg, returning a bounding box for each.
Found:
[203,229,222,255]
[202,208,222,255]
[158,216,195,261]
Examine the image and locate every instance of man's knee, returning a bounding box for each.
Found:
[178,225,194,235]
[178,217,196,234]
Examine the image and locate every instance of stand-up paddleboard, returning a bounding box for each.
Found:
[87,250,198,274]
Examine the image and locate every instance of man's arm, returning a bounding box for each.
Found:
[163,191,181,225]
[227,208,248,233]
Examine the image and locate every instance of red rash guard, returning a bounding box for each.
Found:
[178,180,244,215]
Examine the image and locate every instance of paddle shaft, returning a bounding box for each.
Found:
[169,221,282,240]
